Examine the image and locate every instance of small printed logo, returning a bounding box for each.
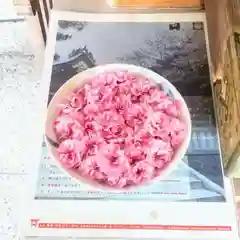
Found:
[192,22,204,31]
[30,219,40,228]
[169,23,180,31]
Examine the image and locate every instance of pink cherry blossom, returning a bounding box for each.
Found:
[54,71,187,188]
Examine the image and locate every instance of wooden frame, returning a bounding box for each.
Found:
[205,0,240,176]
[109,0,204,8]
[29,0,53,44]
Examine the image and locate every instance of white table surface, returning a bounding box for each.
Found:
[0,3,42,237]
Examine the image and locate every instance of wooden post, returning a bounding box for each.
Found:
[205,0,240,176]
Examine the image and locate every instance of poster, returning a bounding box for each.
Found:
[23,12,238,240]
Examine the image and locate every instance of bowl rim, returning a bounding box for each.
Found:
[45,63,192,192]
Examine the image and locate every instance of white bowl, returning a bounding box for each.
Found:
[45,63,192,192]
